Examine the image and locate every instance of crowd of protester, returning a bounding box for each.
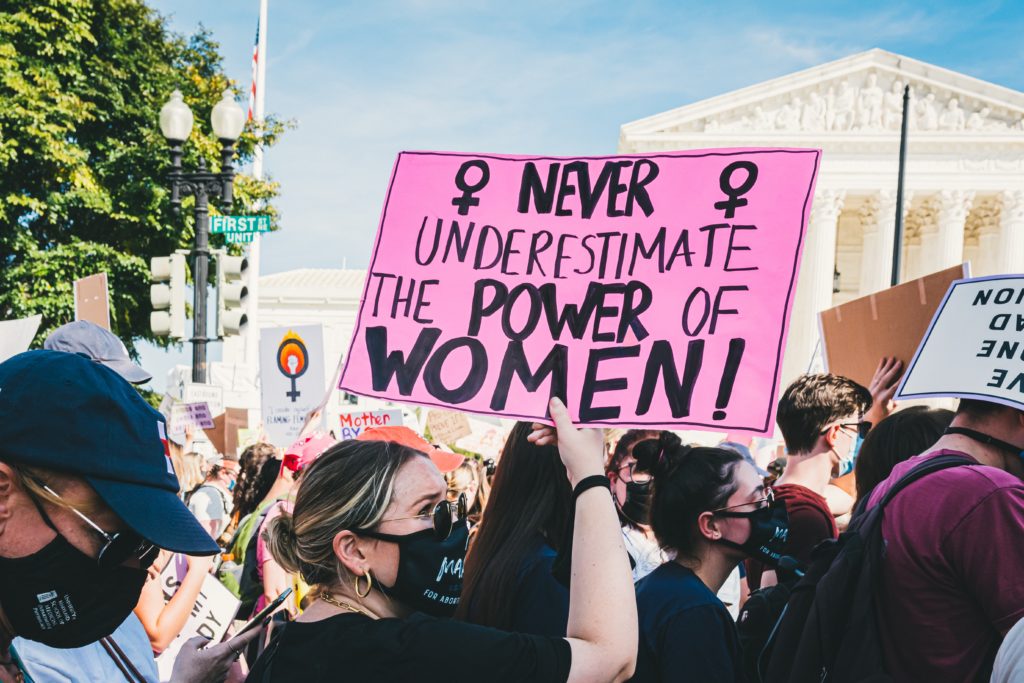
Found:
[2,321,1024,682]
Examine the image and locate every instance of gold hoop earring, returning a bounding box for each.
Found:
[354,569,373,598]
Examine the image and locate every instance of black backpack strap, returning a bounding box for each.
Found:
[876,454,975,510]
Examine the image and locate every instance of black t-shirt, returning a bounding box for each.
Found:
[246,611,572,683]
[630,562,743,683]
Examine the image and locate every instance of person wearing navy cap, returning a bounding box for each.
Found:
[0,350,256,683]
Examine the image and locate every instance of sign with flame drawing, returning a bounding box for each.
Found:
[260,325,325,446]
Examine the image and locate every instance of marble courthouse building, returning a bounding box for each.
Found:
[220,48,1024,430]
[620,48,1024,386]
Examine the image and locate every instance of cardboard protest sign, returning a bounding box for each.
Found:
[426,409,472,444]
[73,272,110,330]
[338,409,403,440]
[819,264,969,388]
[260,325,326,446]
[339,149,820,432]
[0,315,41,364]
[205,408,248,457]
[896,275,1024,410]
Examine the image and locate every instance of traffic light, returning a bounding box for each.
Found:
[150,253,186,339]
[215,250,249,336]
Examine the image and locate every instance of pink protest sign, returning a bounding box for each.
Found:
[340,149,820,433]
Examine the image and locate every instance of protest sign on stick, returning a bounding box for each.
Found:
[896,275,1024,409]
[340,149,820,433]
[261,325,326,446]
[819,264,968,388]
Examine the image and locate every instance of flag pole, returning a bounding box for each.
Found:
[891,84,910,286]
[244,0,268,368]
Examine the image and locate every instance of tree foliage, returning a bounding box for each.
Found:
[0,0,291,354]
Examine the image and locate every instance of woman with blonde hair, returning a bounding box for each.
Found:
[170,450,205,499]
[248,398,637,682]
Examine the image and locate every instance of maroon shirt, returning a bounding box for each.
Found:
[746,483,837,590]
[868,449,1024,681]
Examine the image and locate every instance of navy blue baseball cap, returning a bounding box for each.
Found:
[0,350,219,555]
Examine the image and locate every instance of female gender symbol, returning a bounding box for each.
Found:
[277,333,309,403]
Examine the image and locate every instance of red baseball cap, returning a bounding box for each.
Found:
[356,426,465,473]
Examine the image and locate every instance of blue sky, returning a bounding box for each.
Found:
[139,0,1024,389]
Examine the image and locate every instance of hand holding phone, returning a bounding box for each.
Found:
[225,587,293,642]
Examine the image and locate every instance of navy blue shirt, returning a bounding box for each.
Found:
[510,536,570,637]
[631,562,744,683]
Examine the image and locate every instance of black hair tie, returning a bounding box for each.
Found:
[573,474,611,503]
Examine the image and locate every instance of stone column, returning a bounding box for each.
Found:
[782,189,845,387]
[999,190,1024,274]
[858,190,898,294]
[934,190,974,272]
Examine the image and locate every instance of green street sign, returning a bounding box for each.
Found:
[225,232,256,244]
[210,215,271,234]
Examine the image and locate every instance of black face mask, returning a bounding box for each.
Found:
[621,481,652,525]
[363,521,469,617]
[715,499,790,567]
[0,533,150,648]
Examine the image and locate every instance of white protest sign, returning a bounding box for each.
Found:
[260,325,326,447]
[157,555,241,680]
[338,409,404,440]
[896,275,1024,410]
[167,401,216,435]
[159,555,239,639]
[0,315,41,364]
[183,383,224,417]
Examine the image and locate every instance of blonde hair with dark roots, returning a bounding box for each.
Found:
[265,439,425,587]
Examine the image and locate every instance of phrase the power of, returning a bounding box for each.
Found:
[341,150,819,430]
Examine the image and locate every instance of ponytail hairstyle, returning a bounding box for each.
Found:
[636,432,744,562]
[265,439,425,587]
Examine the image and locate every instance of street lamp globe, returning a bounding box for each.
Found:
[159,90,194,142]
[211,90,246,142]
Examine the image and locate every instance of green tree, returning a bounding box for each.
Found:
[0,0,290,354]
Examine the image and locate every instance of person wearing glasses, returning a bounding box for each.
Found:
[248,398,637,682]
[457,422,573,636]
[630,433,789,683]
[0,350,256,683]
[745,373,872,591]
[606,430,663,581]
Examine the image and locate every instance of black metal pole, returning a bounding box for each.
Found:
[191,159,210,383]
[892,85,910,286]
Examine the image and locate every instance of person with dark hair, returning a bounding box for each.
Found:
[630,432,788,682]
[233,442,280,522]
[747,372,872,589]
[865,397,1024,680]
[458,422,572,636]
[851,406,953,514]
[219,448,283,599]
[606,430,663,581]
[247,398,637,682]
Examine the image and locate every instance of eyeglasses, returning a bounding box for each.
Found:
[711,487,774,515]
[824,422,871,439]
[29,478,158,570]
[614,462,652,485]
[359,493,467,542]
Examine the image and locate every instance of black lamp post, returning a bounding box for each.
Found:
[159,90,245,383]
